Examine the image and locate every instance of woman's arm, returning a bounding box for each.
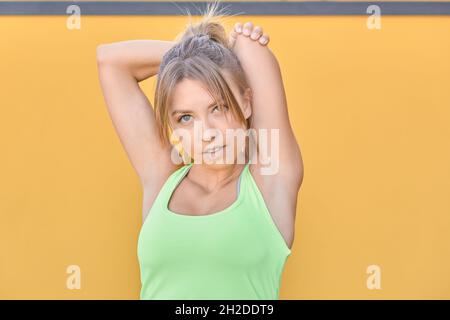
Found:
[96,40,179,189]
[231,22,303,187]
[97,40,174,82]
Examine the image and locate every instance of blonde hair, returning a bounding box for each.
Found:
[154,0,252,154]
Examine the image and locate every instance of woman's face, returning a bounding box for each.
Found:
[168,75,252,166]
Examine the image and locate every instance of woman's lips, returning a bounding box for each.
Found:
[203,145,225,154]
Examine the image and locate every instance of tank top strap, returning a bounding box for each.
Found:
[239,163,292,255]
[237,162,250,194]
[149,163,193,215]
[171,163,193,188]
[163,162,193,200]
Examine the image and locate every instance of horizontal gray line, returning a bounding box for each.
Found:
[1,1,450,15]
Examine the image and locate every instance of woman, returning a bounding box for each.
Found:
[96,2,303,300]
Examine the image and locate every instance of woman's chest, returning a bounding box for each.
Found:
[138,211,286,270]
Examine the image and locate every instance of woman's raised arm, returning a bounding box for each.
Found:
[231,22,303,187]
[96,40,179,188]
[97,40,174,82]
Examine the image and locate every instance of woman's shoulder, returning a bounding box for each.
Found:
[142,161,189,196]
[141,161,191,223]
[157,161,191,186]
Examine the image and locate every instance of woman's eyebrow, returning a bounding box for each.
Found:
[171,109,193,116]
[171,101,222,116]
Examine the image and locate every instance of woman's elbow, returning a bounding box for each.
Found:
[96,43,115,65]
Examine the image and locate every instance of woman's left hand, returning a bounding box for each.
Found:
[229,22,270,49]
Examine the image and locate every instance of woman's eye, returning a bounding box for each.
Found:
[178,115,191,123]
[213,105,228,112]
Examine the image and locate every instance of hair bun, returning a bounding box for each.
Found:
[174,1,231,49]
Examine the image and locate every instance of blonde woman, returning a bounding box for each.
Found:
[96,3,303,300]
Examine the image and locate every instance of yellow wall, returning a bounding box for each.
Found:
[1,14,449,299]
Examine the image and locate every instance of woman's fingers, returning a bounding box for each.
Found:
[234,22,243,34]
[242,22,253,36]
[229,22,242,48]
[231,21,270,47]
[259,33,270,46]
[229,29,238,48]
[250,26,263,40]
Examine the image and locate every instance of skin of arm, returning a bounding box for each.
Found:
[96,40,179,191]
[97,40,175,82]
[230,23,304,187]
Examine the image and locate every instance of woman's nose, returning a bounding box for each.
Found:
[199,120,220,142]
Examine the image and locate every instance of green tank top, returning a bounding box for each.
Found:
[137,162,292,300]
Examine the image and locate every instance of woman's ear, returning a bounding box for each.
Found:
[242,87,253,119]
